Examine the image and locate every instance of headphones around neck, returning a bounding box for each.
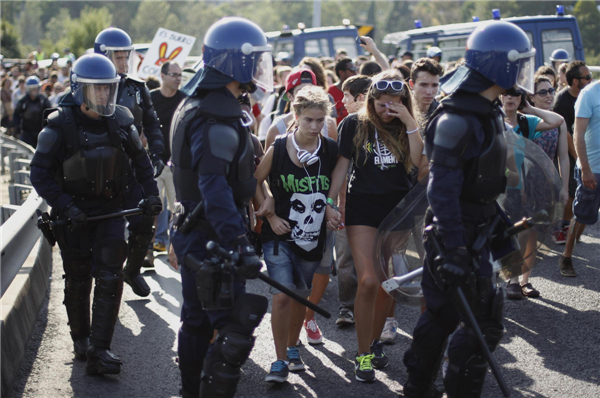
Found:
[291,131,321,166]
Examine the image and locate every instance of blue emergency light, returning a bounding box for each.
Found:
[557,5,565,16]
[492,9,501,20]
[415,20,422,29]
[472,16,479,22]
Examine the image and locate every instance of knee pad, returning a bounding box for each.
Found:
[227,293,268,334]
[178,323,213,397]
[97,239,128,270]
[444,325,504,398]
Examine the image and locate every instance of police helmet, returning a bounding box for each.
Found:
[25,76,41,97]
[203,17,273,92]
[426,46,442,60]
[549,49,570,63]
[94,28,135,75]
[70,54,121,116]
[51,52,60,61]
[464,21,536,94]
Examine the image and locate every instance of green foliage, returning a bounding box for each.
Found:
[65,6,112,57]
[572,0,600,55]
[131,1,182,43]
[1,19,22,58]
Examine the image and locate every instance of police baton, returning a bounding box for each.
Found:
[207,242,332,319]
[50,208,145,228]
[424,228,511,398]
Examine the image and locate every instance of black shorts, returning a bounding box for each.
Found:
[345,192,407,228]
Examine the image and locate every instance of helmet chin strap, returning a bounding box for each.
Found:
[238,81,257,94]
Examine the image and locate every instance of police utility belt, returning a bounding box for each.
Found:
[172,201,248,239]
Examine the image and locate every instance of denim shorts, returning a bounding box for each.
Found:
[573,167,600,225]
[263,240,321,297]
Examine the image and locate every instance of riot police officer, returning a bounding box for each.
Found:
[30,54,162,375]
[170,17,273,398]
[13,76,52,148]
[402,21,536,398]
[95,27,166,296]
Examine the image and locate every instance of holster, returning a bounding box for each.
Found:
[184,253,234,311]
[172,202,219,241]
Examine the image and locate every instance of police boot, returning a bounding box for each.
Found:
[402,382,444,398]
[142,247,155,268]
[63,275,92,360]
[87,270,123,375]
[123,227,154,297]
[86,345,123,375]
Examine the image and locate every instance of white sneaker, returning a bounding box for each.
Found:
[380,317,398,344]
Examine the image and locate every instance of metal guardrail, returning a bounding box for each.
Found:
[1,134,47,297]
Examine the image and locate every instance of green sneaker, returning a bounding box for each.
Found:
[354,353,375,382]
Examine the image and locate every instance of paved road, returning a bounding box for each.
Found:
[8,222,600,398]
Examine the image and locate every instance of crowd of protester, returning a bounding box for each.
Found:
[2,35,598,388]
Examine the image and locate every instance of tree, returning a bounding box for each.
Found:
[1,19,21,58]
[572,0,600,55]
[131,1,179,43]
[17,1,43,47]
[65,6,112,57]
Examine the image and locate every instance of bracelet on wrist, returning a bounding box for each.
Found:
[326,198,334,205]
[406,127,419,135]
[326,202,339,211]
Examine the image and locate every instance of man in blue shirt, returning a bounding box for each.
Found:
[559,79,600,277]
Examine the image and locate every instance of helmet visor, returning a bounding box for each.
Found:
[253,51,274,92]
[77,82,119,116]
[516,55,535,95]
[107,49,134,75]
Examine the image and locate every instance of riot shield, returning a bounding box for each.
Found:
[496,131,563,280]
[374,131,563,303]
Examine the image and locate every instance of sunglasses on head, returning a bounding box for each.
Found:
[577,73,592,81]
[534,87,556,96]
[374,80,405,92]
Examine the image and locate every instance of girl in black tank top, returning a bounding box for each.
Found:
[254,86,338,381]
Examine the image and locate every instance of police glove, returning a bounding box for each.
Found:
[151,155,165,178]
[232,235,262,279]
[138,196,162,217]
[438,247,471,287]
[64,202,87,231]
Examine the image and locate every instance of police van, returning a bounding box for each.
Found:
[266,21,372,66]
[383,6,584,68]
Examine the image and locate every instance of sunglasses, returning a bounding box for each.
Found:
[534,87,556,96]
[505,88,524,97]
[576,73,592,81]
[346,67,357,72]
[166,73,182,78]
[374,80,405,92]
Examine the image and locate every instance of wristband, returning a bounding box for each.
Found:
[505,168,510,177]
[327,202,339,211]
[326,198,334,205]
[406,128,419,135]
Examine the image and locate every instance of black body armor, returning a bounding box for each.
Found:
[171,91,256,209]
[426,91,508,206]
[48,106,131,209]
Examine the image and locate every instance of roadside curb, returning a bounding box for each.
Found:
[1,237,52,397]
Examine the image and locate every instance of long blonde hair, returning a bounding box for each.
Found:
[353,69,415,172]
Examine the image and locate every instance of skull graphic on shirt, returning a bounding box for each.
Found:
[289,192,327,251]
